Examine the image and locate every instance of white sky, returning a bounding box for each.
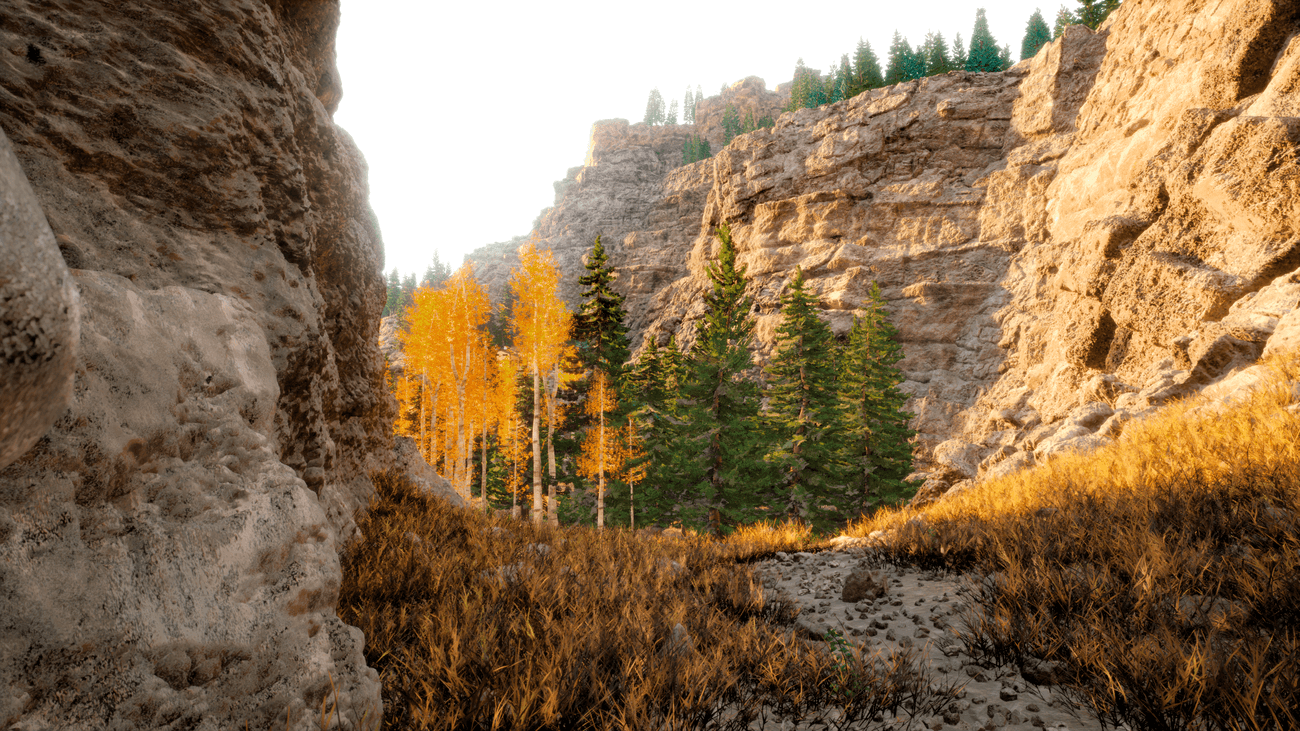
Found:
[334,1,1072,279]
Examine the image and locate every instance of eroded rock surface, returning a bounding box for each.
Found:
[0,128,78,470]
[0,1,421,727]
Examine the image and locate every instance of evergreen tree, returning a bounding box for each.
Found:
[683,134,712,164]
[999,44,1014,70]
[764,268,853,530]
[965,8,1005,72]
[884,31,913,86]
[951,33,968,70]
[650,224,772,533]
[422,252,452,288]
[572,235,631,383]
[1021,8,1052,60]
[629,335,666,408]
[683,87,694,124]
[850,38,885,97]
[1077,0,1119,29]
[400,272,417,313]
[643,88,665,125]
[694,86,704,116]
[721,103,742,145]
[835,54,852,101]
[1053,5,1079,39]
[666,99,679,125]
[383,269,401,318]
[839,283,916,510]
[923,32,954,76]
[786,58,815,111]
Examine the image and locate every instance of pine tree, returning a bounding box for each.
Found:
[951,33,968,70]
[850,38,885,97]
[652,224,773,533]
[400,273,417,314]
[666,98,679,125]
[835,54,852,101]
[383,269,401,318]
[923,32,954,76]
[965,8,1004,72]
[839,283,916,511]
[884,32,911,86]
[1021,8,1052,60]
[1053,5,1079,38]
[694,86,704,116]
[684,86,695,124]
[764,268,853,530]
[1077,0,1115,29]
[643,88,665,125]
[573,236,631,384]
[629,335,665,407]
[721,104,742,145]
[999,44,1014,70]
[577,371,620,529]
[786,58,814,111]
[422,251,452,288]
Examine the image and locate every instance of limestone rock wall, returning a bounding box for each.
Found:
[467,0,1300,480]
[0,1,438,727]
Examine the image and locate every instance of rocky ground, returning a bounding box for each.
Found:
[750,548,1112,731]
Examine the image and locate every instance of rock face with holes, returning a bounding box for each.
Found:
[468,0,1300,492]
[0,1,460,727]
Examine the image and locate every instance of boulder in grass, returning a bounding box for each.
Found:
[841,566,890,603]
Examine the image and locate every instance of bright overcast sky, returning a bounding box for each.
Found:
[334,1,1074,279]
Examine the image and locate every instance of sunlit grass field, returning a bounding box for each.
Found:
[341,353,1300,729]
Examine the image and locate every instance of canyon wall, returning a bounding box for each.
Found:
[468,0,1300,492]
[0,2,454,728]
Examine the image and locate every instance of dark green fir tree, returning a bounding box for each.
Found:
[572,235,631,382]
[652,223,773,533]
[951,32,968,70]
[923,32,954,76]
[383,269,401,318]
[884,31,913,86]
[1053,6,1079,38]
[764,268,853,530]
[965,8,1004,72]
[1021,8,1052,60]
[850,38,885,96]
[683,86,695,124]
[1077,0,1120,29]
[839,283,916,510]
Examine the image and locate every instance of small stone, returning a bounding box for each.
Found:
[999,688,1018,701]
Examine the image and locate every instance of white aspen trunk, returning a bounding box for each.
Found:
[531,363,542,524]
[546,366,558,524]
[597,405,605,530]
[629,416,635,530]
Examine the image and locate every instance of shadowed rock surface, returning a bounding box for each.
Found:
[0,1,454,727]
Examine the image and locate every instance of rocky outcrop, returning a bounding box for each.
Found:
[0,1,458,727]
[0,129,79,470]
[468,0,1300,491]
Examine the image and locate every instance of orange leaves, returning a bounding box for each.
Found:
[509,238,570,377]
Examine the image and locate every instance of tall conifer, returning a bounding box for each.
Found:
[653,224,772,533]
[573,236,630,383]
[1021,8,1052,60]
[684,87,695,124]
[884,32,913,86]
[851,38,885,96]
[923,32,954,76]
[839,283,915,509]
[764,269,853,530]
[643,88,665,125]
[965,8,1004,72]
[951,33,968,70]
[1053,6,1079,37]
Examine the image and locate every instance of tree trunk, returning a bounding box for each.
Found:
[597,406,605,530]
[546,367,558,523]
[531,364,542,523]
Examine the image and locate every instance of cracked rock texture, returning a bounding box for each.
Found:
[469,0,1300,491]
[0,0,467,727]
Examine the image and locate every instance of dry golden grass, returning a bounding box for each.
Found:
[339,475,954,730]
[843,353,1300,730]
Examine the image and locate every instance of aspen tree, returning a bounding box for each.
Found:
[442,265,491,497]
[508,239,570,524]
[578,371,619,529]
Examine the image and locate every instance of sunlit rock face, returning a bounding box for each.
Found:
[468,0,1300,474]
[0,1,425,726]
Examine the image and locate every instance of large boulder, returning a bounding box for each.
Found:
[0,129,79,469]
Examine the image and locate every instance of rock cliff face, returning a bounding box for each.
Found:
[467,0,1300,487]
[0,2,456,727]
